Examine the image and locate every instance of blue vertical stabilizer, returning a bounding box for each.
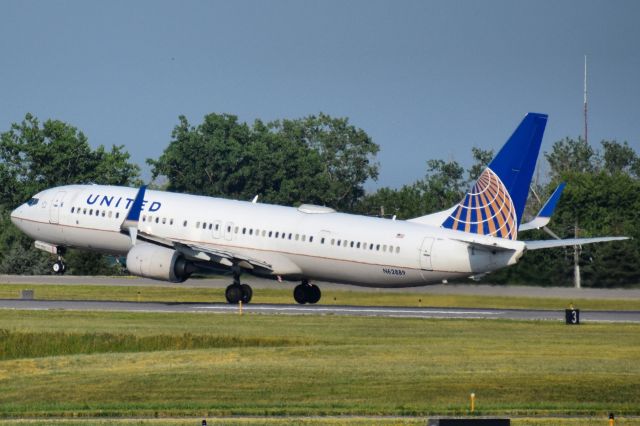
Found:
[442,113,548,240]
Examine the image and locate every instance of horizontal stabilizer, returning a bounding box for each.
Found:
[519,183,566,231]
[525,236,629,250]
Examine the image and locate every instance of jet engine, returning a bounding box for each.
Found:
[126,243,192,283]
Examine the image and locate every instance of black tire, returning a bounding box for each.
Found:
[60,262,66,273]
[52,261,62,274]
[240,284,253,304]
[225,284,243,304]
[293,284,308,304]
[308,285,321,304]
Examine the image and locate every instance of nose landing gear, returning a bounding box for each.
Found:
[52,248,67,275]
[294,280,321,304]
[52,259,66,274]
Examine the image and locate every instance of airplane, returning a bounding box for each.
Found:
[10,113,628,304]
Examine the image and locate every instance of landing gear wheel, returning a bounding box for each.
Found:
[294,282,321,305]
[225,284,243,304]
[225,283,253,304]
[294,284,307,304]
[308,284,321,304]
[240,284,253,304]
[52,261,66,275]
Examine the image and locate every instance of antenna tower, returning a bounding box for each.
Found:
[583,55,588,144]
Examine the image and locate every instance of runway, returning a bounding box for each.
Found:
[1,299,639,322]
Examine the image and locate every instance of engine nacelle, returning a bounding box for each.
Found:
[126,243,192,283]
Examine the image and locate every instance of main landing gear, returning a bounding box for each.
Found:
[225,270,253,304]
[294,280,321,305]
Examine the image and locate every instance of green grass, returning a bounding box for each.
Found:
[0,418,639,425]
[1,283,639,311]
[0,310,638,419]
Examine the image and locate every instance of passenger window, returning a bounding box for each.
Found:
[262,230,266,237]
[89,209,93,215]
[108,211,112,218]
[269,231,273,237]
[116,212,120,219]
[155,217,159,224]
[162,218,166,224]
[337,240,341,246]
[208,223,212,230]
[215,224,220,231]
[234,226,239,233]
[184,221,188,227]
[71,207,75,213]
[203,222,207,229]
[350,241,354,248]
[295,234,299,241]
[376,244,380,251]
[102,211,106,217]
[396,246,400,253]
[196,221,200,228]
[383,244,387,252]
[275,232,279,238]
[357,242,361,249]
[331,239,335,245]
[301,235,306,242]
[142,215,146,222]
[249,229,253,235]
[282,233,286,239]
[320,237,325,244]
[369,243,374,250]
[170,219,174,225]
[309,236,314,243]
[242,227,246,234]
[227,226,231,232]
[288,233,292,240]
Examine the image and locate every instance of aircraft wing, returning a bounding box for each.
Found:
[525,236,629,250]
[519,183,566,231]
[120,186,274,273]
[172,241,273,272]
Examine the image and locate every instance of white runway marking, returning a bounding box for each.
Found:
[196,305,502,315]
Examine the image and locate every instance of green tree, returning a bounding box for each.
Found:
[601,140,639,176]
[149,113,379,211]
[275,113,379,210]
[0,113,140,274]
[468,147,494,182]
[545,136,600,181]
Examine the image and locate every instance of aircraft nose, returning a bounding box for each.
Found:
[10,207,21,226]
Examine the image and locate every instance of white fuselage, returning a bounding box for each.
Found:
[10,185,525,288]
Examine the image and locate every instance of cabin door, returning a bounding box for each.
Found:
[49,191,66,224]
[419,237,434,271]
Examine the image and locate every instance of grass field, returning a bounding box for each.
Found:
[1,417,640,425]
[2,283,640,311]
[0,309,638,422]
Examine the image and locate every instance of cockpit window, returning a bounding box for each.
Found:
[27,198,39,206]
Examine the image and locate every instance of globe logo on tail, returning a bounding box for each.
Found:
[442,168,517,240]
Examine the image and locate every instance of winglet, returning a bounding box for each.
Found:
[519,183,566,231]
[121,185,147,244]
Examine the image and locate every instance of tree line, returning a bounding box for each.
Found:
[1,112,638,287]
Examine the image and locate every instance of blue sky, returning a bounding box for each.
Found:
[2,0,639,189]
